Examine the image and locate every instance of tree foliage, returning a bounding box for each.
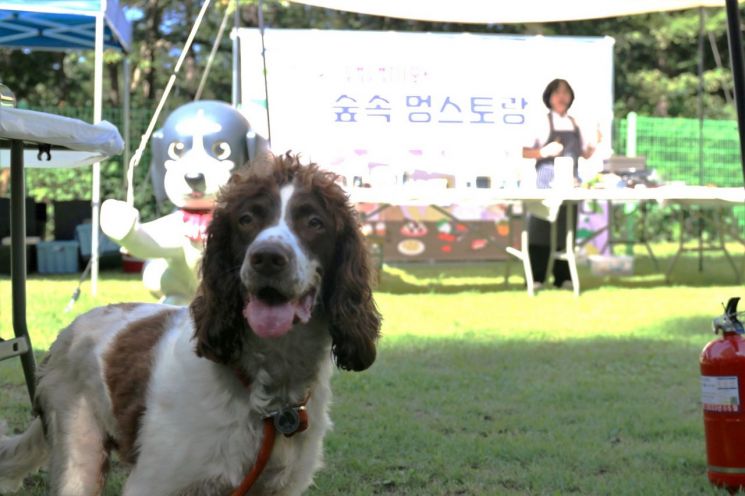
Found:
[541,8,738,118]
[0,1,742,213]
[2,2,738,116]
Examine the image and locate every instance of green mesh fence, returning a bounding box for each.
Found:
[612,115,744,187]
[612,114,744,237]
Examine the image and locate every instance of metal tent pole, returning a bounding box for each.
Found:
[10,140,36,403]
[123,57,131,186]
[258,0,272,144]
[232,0,241,106]
[91,11,105,295]
[725,0,745,184]
[698,7,705,187]
[697,7,705,272]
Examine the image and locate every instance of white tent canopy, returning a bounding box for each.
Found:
[288,0,738,24]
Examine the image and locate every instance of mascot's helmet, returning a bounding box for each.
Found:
[149,100,268,210]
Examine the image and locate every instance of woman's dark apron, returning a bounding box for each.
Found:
[528,112,581,247]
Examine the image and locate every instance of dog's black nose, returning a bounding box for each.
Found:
[250,245,291,276]
[185,172,206,193]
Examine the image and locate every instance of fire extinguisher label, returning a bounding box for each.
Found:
[701,376,740,412]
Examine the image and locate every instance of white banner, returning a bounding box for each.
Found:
[286,0,731,24]
[239,29,614,187]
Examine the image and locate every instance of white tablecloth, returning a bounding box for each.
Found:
[347,185,745,207]
[347,184,745,224]
[0,107,124,168]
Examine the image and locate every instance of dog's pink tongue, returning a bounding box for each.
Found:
[243,299,295,339]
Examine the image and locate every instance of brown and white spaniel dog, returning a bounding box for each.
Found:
[0,153,381,495]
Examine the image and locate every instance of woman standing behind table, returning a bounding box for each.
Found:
[522,78,596,289]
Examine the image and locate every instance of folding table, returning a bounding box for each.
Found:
[0,106,123,403]
[347,185,745,297]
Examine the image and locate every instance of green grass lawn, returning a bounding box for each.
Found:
[1,244,744,495]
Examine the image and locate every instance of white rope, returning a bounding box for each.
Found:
[126,0,213,206]
[258,0,272,144]
[195,3,231,101]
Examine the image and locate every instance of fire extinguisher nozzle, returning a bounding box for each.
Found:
[713,297,745,335]
[726,297,741,318]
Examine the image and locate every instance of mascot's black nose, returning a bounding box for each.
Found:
[185,173,206,193]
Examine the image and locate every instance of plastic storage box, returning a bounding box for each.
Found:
[588,255,634,276]
[74,224,120,258]
[36,240,79,274]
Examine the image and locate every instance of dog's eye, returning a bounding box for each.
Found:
[239,213,253,226]
[308,216,324,230]
[167,142,185,160]
[212,142,231,160]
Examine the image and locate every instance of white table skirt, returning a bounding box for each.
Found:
[0,107,124,167]
[346,185,745,208]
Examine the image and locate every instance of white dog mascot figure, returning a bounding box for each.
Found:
[101,101,268,304]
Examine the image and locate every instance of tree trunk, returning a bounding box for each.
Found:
[108,62,120,107]
[56,52,69,106]
[142,0,163,101]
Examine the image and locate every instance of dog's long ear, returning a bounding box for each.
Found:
[191,206,244,364]
[325,202,381,371]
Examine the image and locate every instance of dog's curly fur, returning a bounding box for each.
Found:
[192,153,379,371]
[0,152,381,496]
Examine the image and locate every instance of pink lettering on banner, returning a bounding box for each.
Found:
[406,95,432,123]
[365,95,392,122]
[331,94,530,126]
[469,97,495,124]
[438,97,464,124]
[501,96,528,125]
[333,95,358,123]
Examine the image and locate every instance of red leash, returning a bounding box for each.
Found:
[231,418,277,496]
[230,368,310,496]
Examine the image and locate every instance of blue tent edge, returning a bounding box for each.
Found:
[0,0,132,53]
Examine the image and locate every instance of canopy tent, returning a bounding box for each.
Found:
[288,0,745,184]
[287,0,740,24]
[0,0,131,51]
[0,0,133,294]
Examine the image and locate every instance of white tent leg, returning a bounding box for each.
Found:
[91,11,104,296]
[123,57,131,184]
[232,0,240,106]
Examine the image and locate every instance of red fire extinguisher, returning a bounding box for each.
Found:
[701,297,745,491]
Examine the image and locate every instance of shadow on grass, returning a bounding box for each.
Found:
[314,318,719,495]
[4,270,146,283]
[378,251,744,295]
[3,250,740,295]
[0,317,724,495]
